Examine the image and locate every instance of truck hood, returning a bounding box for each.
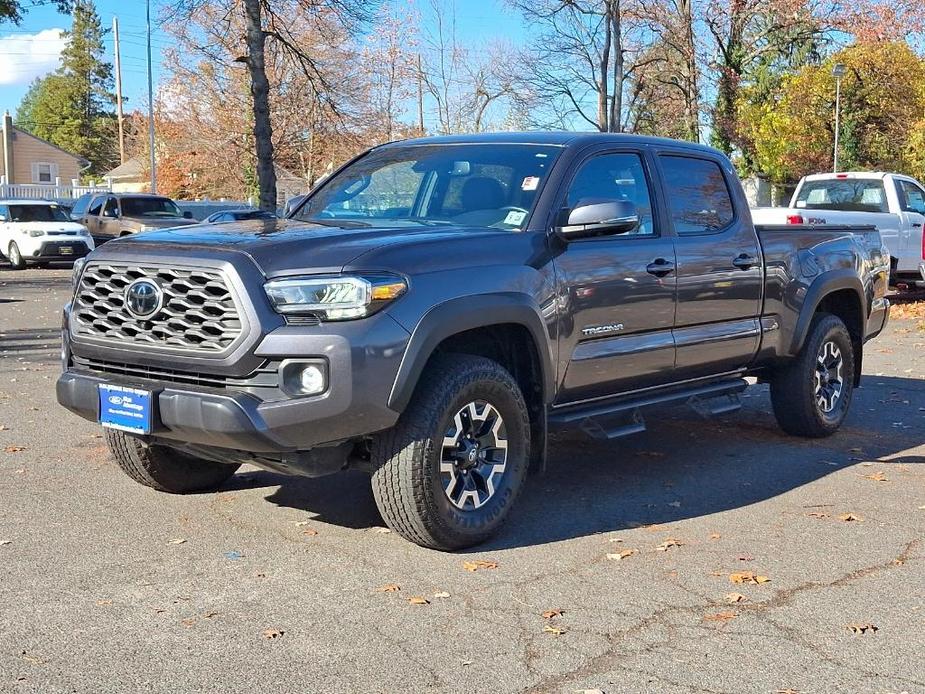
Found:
[108,218,513,275]
[125,216,200,229]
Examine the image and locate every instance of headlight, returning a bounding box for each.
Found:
[264,274,407,320]
[29,229,45,237]
[72,257,87,289]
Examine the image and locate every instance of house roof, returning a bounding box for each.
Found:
[105,156,145,180]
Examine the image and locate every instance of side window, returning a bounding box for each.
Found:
[87,196,104,216]
[0,204,7,221]
[660,155,734,235]
[70,194,90,218]
[899,180,925,215]
[564,152,654,236]
[103,197,119,218]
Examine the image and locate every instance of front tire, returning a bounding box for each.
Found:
[105,429,240,493]
[370,354,530,550]
[8,242,26,270]
[770,313,855,438]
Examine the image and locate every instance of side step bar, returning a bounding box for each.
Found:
[548,377,748,441]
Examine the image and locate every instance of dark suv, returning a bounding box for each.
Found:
[57,133,890,550]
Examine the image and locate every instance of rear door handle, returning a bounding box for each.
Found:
[732,254,758,270]
[646,258,675,277]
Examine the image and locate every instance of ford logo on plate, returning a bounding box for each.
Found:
[124,279,163,319]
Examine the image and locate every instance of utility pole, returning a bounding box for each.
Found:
[832,62,846,173]
[146,0,157,193]
[113,16,125,165]
[417,53,424,135]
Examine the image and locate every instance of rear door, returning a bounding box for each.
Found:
[553,146,677,403]
[894,177,925,268]
[656,151,762,379]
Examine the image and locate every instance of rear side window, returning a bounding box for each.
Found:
[660,155,734,235]
[795,179,888,213]
[87,196,104,216]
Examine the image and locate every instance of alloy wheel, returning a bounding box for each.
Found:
[440,400,508,510]
[814,340,844,413]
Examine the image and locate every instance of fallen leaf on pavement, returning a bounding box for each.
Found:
[846,623,878,635]
[262,629,284,639]
[166,538,186,545]
[807,512,829,518]
[302,529,318,536]
[725,592,748,603]
[4,445,25,453]
[543,625,567,636]
[607,549,637,560]
[738,555,754,562]
[578,690,605,694]
[203,611,218,619]
[462,560,498,572]
[656,538,683,551]
[408,596,430,605]
[181,618,197,628]
[703,611,737,623]
[838,513,863,522]
[862,471,888,482]
[607,537,624,543]
[0,540,12,546]
[20,652,43,665]
[96,599,113,606]
[709,533,721,540]
[293,521,309,526]
[776,689,801,694]
[378,583,400,593]
[542,609,564,619]
[433,591,450,599]
[729,571,770,585]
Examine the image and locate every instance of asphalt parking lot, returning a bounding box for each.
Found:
[1,265,923,694]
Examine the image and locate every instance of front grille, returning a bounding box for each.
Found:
[72,356,278,389]
[73,263,243,353]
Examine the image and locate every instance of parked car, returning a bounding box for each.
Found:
[204,208,276,223]
[751,172,925,289]
[70,192,198,241]
[57,133,890,550]
[0,199,94,269]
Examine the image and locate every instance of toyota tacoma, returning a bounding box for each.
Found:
[57,133,891,550]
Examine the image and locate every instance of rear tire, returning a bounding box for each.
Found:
[370,354,530,550]
[8,242,26,270]
[105,429,240,493]
[770,313,855,438]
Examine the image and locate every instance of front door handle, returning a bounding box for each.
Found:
[646,258,675,277]
[732,254,758,270]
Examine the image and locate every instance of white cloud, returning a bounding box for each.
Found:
[0,29,67,86]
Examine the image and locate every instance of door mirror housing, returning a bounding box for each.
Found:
[556,199,639,240]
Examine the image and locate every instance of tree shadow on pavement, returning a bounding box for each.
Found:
[254,375,925,548]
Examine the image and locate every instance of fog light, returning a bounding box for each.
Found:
[280,359,328,397]
[299,364,326,394]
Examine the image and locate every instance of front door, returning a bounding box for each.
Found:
[99,196,121,239]
[82,195,105,238]
[896,178,925,266]
[553,149,677,404]
[656,152,762,379]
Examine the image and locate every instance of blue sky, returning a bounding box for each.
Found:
[0,0,527,119]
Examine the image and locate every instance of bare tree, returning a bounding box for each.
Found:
[164,0,370,210]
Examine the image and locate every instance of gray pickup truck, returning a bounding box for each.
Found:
[57,133,891,550]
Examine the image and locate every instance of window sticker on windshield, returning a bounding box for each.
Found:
[504,210,527,225]
[521,176,540,191]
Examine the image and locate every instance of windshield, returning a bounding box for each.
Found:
[120,197,183,218]
[794,179,888,213]
[292,143,562,230]
[9,204,70,222]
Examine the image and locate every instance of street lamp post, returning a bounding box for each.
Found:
[832,62,846,173]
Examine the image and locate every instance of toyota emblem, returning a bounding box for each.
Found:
[124,279,163,319]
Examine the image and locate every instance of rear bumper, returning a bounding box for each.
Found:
[57,311,411,453]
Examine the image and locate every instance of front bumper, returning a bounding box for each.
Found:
[25,238,91,260]
[57,311,411,453]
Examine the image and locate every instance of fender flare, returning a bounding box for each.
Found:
[388,293,555,412]
[789,269,866,355]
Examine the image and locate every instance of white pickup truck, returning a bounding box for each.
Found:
[751,172,925,289]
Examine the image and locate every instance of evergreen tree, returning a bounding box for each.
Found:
[13,1,117,175]
[1,0,71,25]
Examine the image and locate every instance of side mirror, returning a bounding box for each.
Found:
[183,211,193,219]
[556,200,639,240]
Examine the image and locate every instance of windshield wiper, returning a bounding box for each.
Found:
[303,218,371,228]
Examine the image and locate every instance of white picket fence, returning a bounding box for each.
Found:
[0,175,110,201]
